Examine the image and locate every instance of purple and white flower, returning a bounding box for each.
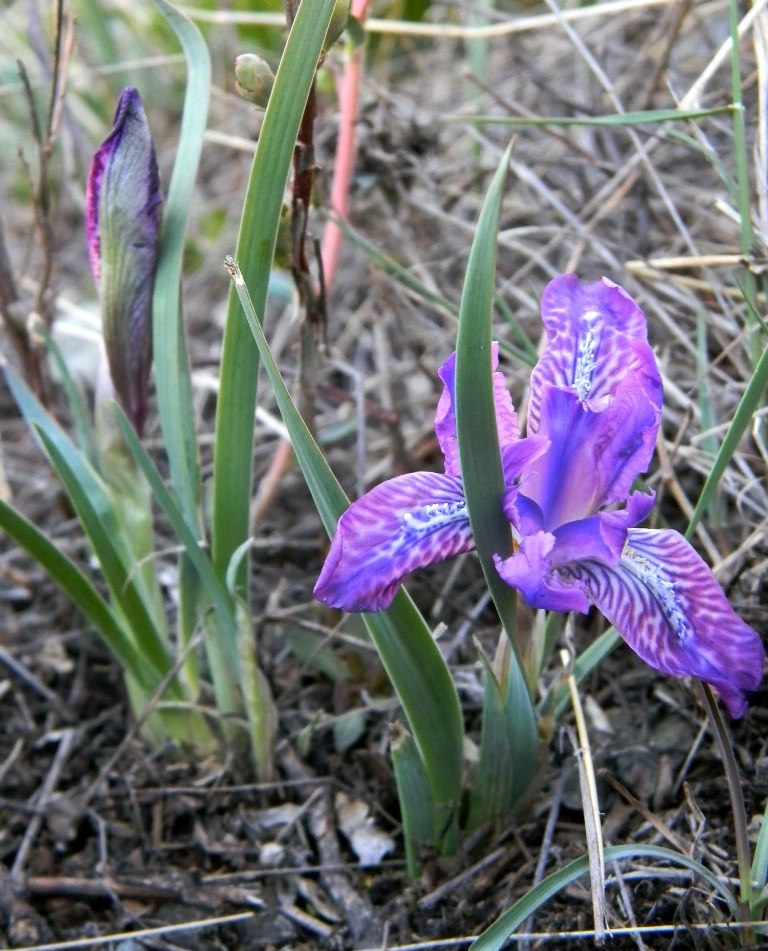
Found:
[86,87,162,434]
[315,274,764,718]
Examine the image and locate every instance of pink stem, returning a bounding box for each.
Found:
[257,3,372,527]
[320,0,371,294]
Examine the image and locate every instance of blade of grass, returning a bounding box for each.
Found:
[210,0,336,595]
[150,0,210,528]
[470,844,739,950]
[114,405,237,645]
[330,214,459,319]
[458,105,735,128]
[686,333,768,539]
[331,219,538,368]
[455,141,520,648]
[235,599,277,780]
[493,293,539,367]
[695,315,722,526]
[698,682,753,931]
[226,259,463,849]
[4,363,123,537]
[728,0,760,359]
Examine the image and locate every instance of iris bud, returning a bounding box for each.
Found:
[323,0,351,51]
[86,87,161,434]
[234,54,275,108]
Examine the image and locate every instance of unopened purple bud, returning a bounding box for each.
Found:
[86,87,162,434]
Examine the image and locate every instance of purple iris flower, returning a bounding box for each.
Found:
[315,274,764,718]
[86,87,162,434]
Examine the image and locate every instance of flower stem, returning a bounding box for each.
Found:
[697,681,755,943]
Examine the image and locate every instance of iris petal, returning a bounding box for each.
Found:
[523,383,660,525]
[565,528,764,718]
[314,472,473,611]
[494,533,590,612]
[435,343,520,477]
[528,275,661,436]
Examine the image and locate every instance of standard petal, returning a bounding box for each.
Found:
[435,343,520,477]
[528,275,661,435]
[314,472,473,612]
[494,532,590,613]
[522,384,660,524]
[500,434,549,490]
[566,529,764,717]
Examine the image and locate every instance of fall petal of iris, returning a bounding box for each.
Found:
[314,472,473,612]
[566,528,764,718]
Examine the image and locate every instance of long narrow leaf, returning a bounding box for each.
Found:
[226,260,463,847]
[34,428,175,685]
[114,407,237,640]
[751,796,768,892]
[455,142,517,633]
[391,725,438,877]
[454,142,538,800]
[150,0,210,527]
[113,406,243,719]
[467,649,518,829]
[4,364,123,535]
[471,844,739,950]
[210,0,336,592]
[39,327,97,464]
[0,499,156,688]
[468,642,538,828]
[3,365,169,645]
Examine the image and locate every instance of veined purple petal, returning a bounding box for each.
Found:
[494,532,590,612]
[493,497,648,612]
[528,275,662,436]
[435,343,520,477]
[500,435,549,490]
[522,381,660,525]
[314,472,473,612]
[86,87,162,433]
[566,529,764,717]
[550,510,629,566]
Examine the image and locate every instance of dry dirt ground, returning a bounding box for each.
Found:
[1,1,767,948]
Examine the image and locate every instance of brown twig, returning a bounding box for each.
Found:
[8,0,76,401]
[281,745,379,945]
[11,728,78,881]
